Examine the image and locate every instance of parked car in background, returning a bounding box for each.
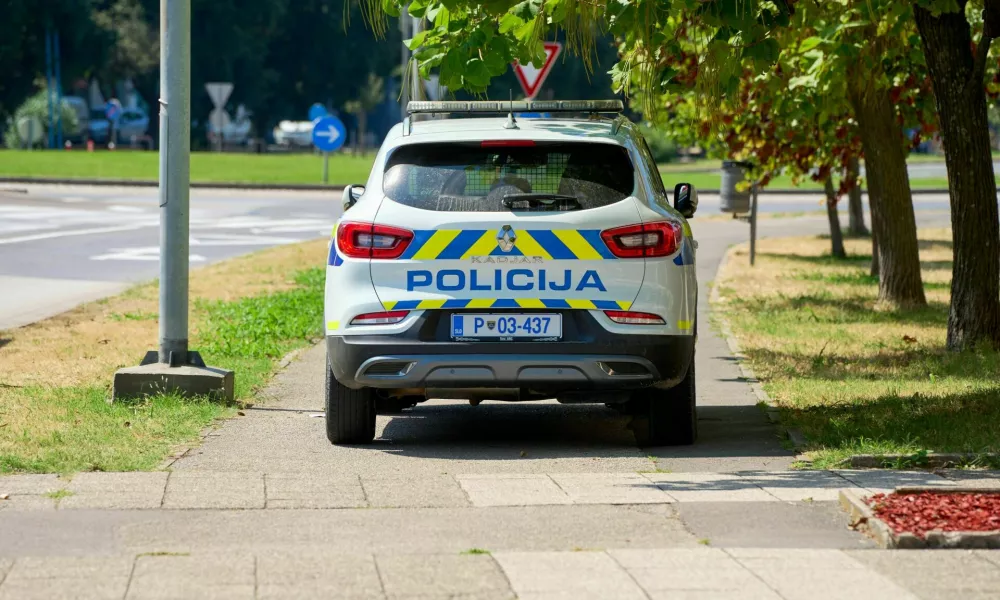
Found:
[89,109,110,143]
[273,120,314,147]
[117,108,149,141]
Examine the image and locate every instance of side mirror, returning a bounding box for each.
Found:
[674,183,698,218]
[342,184,365,212]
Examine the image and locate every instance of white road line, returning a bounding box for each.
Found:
[0,223,154,245]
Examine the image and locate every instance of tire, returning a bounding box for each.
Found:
[325,362,376,444]
[631,354,697,447]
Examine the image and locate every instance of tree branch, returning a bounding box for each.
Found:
[975,3,1000,82]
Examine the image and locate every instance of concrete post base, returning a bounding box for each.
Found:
[112,350,234,403]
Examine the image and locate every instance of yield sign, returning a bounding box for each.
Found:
[513,42,562,99]
[205,82,234,108]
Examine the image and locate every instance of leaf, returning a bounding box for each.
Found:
[464,57,492,87]
[511,0,542,20]
[789,74,817,90]
[742,38,780,68]
[499,13,524,34]
[404,30,428,51]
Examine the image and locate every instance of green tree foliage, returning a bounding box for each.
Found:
[4,88,80,148]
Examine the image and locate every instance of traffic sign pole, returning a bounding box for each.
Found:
[323,152,329,184]
[159,0,192,363]
[311,115,346,184]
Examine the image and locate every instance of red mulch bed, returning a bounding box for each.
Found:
[868,491,1000,539]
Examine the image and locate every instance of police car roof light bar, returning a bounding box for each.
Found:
[406,100,624,115]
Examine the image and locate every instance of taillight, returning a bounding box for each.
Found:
[350,310,410,325]
[337,222,413,259]
[604,310,666,325]
[600,221,682,258]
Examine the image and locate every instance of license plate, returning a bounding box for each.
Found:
[451,313,562,340]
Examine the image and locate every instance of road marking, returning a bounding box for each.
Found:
[0,223,153,245]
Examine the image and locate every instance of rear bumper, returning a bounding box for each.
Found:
[326,311,694,392]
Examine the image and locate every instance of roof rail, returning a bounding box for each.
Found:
[405,100,624,115]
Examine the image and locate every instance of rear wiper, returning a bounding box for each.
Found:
[501,193,582,211]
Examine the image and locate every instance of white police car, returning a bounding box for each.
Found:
[324,100,698,446]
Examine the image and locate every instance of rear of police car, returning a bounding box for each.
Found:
[324,100,698,446]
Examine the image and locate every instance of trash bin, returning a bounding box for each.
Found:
[720,160,753,213]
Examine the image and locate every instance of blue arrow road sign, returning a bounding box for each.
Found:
[105,99,122,122]
[308,103,328,122]
[311,115,346,152]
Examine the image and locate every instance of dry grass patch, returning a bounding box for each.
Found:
[0,239,328,473]
[0,239,327,388]
[713,229,1000,468]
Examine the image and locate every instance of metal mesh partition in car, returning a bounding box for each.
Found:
[460,153,569,195]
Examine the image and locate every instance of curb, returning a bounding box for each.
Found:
[840,488,1000,549]
[708,244,808,453]
[844,453,1000,469]
[0,176,345,192]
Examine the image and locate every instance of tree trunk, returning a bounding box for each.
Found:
[915,4,1000,350]
[847,68,926,309]
[871,231,880,278]
[824,177,847,258]
[847,155,869,236]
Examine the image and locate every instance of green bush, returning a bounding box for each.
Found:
[4,88,80,149]
[638,124,679,163]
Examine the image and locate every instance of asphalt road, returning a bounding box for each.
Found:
[0,184,342,330]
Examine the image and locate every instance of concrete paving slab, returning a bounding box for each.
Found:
[110,505,695,555]
[609,548,778,596]
[457,475,571,507]
[0,576,131,600]
[495,551,646,600]
[831,470,956,495]
[937,470,1000,488]
[848,550,1000,600]
[0,474,63,495]
[549,473,673,504]
[676,502,873,549]
[0,559,9,584]
[0,494,56,511]
[126,553,254,599]
[376,554,513,599]
[745,565,918,600]
[264,474,366,509]
[254,551,383,599]
[975,550,1000,568]
[0,556,132,600]
[162,472,264,509]
[642,472,775,502]
[62,472,167,510]
[362,475,470,508]
[645,591,781,600]
[739,470,859,502]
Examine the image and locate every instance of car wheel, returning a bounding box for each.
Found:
[631,354,697,447]
[325,361,376,444]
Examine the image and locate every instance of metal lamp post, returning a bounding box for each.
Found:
[112,0,234,402]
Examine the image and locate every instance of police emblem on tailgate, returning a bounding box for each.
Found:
[496,225,517,253]
[487,320,496,330]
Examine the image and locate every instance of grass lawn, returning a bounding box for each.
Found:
[0,149,985,191]
[713,231,1000,469]
[0,149,375,186]
[0,239,328,474]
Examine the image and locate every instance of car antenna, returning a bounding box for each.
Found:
[504,89,519,130]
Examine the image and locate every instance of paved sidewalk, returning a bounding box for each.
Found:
[0,469,980,511]
[0,547,998,600]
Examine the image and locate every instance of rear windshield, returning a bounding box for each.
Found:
[382,142,635,212]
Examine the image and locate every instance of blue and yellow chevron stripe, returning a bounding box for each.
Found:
[381,299,633,311]
[399,229,618,261]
